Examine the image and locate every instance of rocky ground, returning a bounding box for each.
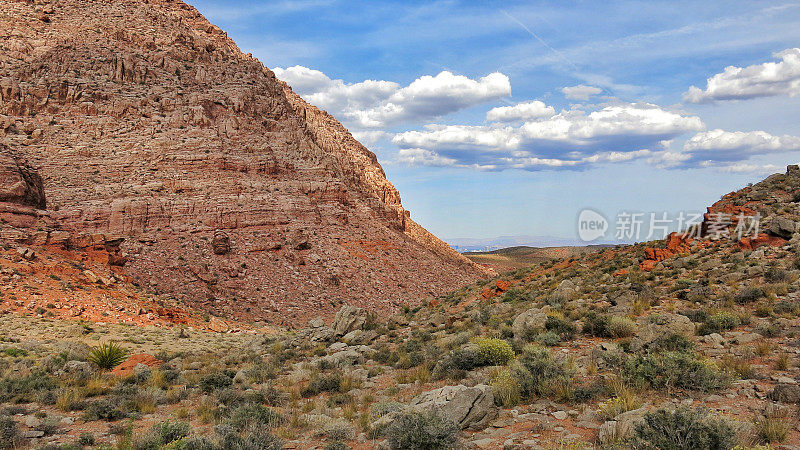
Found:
[2,166,800,449]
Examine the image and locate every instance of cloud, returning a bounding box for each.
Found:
[396,148,458,167]
[561,84,603,101]
[273,66,511,128]
[683,129,800,162]
[710,162,782,174]
[486,101,555,122]
[683,48,800,103]
[392,102,703,170]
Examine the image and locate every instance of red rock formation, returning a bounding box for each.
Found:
[0,0,487,323]
[639,232,695,271]
[111,354,163,377]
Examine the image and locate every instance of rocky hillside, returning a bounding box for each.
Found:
[0,0,486,325]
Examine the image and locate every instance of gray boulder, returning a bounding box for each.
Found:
[333,305,367,337]
[408,384,498,430]
[598,405,649,445]
[769,217,797,239]
[630,313,694,352]
[769,383,800,403]
[512,307,547,340]
[63,360,94,379]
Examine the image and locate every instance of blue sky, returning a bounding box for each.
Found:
[188,0,800,243]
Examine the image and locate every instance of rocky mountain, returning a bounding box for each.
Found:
[0,0,486,325]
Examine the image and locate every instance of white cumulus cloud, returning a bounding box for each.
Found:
[683,48,800,103]
[486,101,555,122]
[273,66,511,129]
[393,102,703,170]
[561,84,603,101]
[684,129,800,162]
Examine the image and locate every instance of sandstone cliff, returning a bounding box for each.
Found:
[0,0,485,325]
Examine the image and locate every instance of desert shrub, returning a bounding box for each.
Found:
[648,333,694,352]
[133,421,190,450]
[698,312,741,335]
[301,373,341,397]
[199,372,233,393]
[773,300,799,314]
[170,436,216,449]
[217,428,283,450]
[0,371,56,403]
[77,433,95,446]
[765,268,789,283]
[624,351,729,392]
[324,418,355,441]
[449,345,485,371]
[582,312,610,337]
[225,404,283,431]
[754,405,793,444]
[514,345,572,399]
[630,406,736,450]
[607,316,637,338]
[535,331,561,346]
[756,323,782,338]
[87,342,128,370]
[474,338,515,366]
[386,410,459,450]
[82,400,128,421]
[735,287,766,304]
[0,415,20,449]
[545,315,576,340]
[489,369,521,407]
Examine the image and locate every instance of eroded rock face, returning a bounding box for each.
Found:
[0,0,487,323]
[0,146,45,209]
[333,305,367,337]
[408,384,498,431]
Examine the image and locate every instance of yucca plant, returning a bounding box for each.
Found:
[88,342,128,370]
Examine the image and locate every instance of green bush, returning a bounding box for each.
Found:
[735,287,766,304]
[624,351,729,392]
[582,311,610,337]
[217,428,283,450]
[133,421,190,450]
[514,345,572,398]
[0,372,56,403]
[386,410,459,450]
[82,400,128,421]
[489,369,521,407]
[765,268,789,283]
[545,315,576,340]
[631,406,736,450]
[534,331,561,346]
[474,338,515,366]
[225,404,283,431]
[301,373,341,397]
[698,312,740,335]
[199,373,233,393]
[0,415,20,449]
[87,342,128,370]
[607,316,637,338]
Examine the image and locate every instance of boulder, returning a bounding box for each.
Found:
[63,360,94,379]
[598,405,649,445]
[769,217,797,239]
[630,313,694,352]
[211,231,231,255]
[333,305,367,337]
[512,307,547,340]
[408,384,498,430]
[769,383,800,403]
